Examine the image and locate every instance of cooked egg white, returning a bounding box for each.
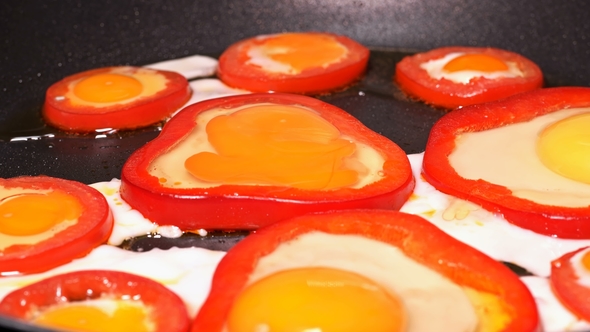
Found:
[182,79,249,111]
[89,179,158,246]
[3,152,588,331]
[521,276,590,332]
[420,52,523,84]
[570,247,590,288]
[145,54,218,80]
[143,55,250,115]
[0,245,225,317]
[401,153,590,277]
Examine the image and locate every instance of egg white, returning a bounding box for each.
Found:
[2,55,585,330]
[144,54,219,80]
[570,247,590,288]
[3,152,590,331]
[401,153,590,278]
[521,276,590,332]
[90,152,590,331]
[150,57,251,117]
[0,245,225,317]
[420,52,523,84]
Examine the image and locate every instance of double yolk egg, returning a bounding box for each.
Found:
[149,103,384,191]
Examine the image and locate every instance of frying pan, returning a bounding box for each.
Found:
[1,0,589,330]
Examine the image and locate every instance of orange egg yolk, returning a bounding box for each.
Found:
[581,249,590,271]
[258,33,347,73]
[33,300,151,332]
[73,73,143,103]
[537,113,590,184]
[0,191,82,236]
[227,267,406,332]
[184,105,360,190]
[443,53,509,73]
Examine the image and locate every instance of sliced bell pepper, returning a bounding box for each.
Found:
[120,93,414,230]
[550,246,590,322]
[395,46,543,109]
[217,32,369,94]
[43,66,191,131]
[422,87,590,239]
[0,270,190,332]
[0,176,113,276]
[192,209,540,332]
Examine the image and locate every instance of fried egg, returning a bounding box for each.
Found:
[246,33,349,75]
[420,52,524,84]
[449,107,590,207]
[235,231,478,332]
[150,103,385,190]
[61,67,169,107]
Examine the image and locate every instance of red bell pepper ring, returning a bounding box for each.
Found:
[217,32,369,94]
[0,176,113,276]
[0,270,190,332]
[550,247,590,322]
[120,93,414,230]
[422,87,590,239]
[43,66,191,131]
[395,46,543,109]
[192,209,540,332]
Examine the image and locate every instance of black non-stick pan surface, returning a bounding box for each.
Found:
[1,0,590,331]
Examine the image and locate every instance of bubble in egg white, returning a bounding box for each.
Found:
[419,52,524,84]
[400,153,590,277]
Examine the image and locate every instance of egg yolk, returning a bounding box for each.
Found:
[258,33,347,74]
[227,267,406,332]
[581,249,590,272]
[73,73,143,103]
[33,300,151,332]
[184,105,361,190]
[443,53,509,73]
[0,191,82,236]
[537,113,590,184]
